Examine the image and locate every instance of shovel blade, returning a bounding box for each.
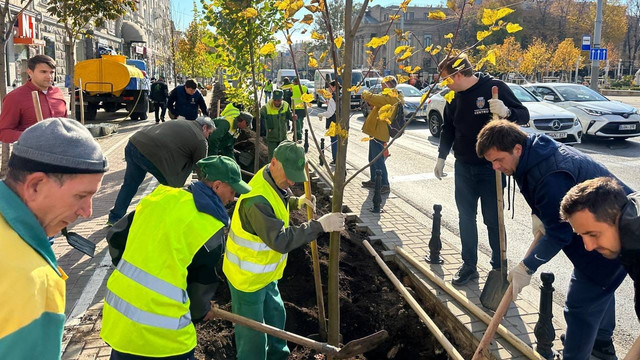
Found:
[335,330,389,359]
[63,229,96,257]
[480,269,509,311]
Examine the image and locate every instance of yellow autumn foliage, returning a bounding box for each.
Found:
[366,35,389,49]
[258,43,275,56]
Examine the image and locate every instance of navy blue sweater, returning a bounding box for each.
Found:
[167,85,208,120]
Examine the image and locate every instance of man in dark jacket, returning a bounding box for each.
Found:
[167,79,208,120]
[107,117,215,225]
[434,54,530,285]
[208,112,252,158]
[150,76,169,123]
[560,177,640,323]
[476,120,632,360]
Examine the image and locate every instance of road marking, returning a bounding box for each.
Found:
[389,172,454,183]
[64,176,159,329]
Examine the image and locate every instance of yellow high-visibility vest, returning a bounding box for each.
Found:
[291,84,308,110]
[101,185,224,357]
[223,167,290,292]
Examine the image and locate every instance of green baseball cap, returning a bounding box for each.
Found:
[273,140,307,182]
[272,89,283,100]
[197,155,251,194]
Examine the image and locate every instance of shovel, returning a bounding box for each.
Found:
[480,86,509,311]
[211,307,388,359]
[61,227,96,257]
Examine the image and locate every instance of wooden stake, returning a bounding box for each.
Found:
[363,240,464,360]
[31,91,44,122]
[79,78,85,125]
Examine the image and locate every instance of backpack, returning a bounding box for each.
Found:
[388,100,406,138]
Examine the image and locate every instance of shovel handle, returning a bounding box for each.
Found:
[624,333,640,360]
[211,307,339,355]
[304,163,328,339]
[32,91,44,122]
[491,86,499,121]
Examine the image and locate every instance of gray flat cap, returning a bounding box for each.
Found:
[9,117,108,174]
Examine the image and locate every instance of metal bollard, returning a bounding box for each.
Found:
[371,170,382,213]
[304,129,309,153]
[319,138,325,166]
[425,204,444,264]
[534,272,557,360]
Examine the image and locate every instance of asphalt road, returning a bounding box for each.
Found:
[307,95,640,354]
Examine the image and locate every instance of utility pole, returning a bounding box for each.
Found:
[590,0,603,91]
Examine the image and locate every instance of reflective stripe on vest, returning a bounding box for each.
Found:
[291,85,307,109]
[105,290,192,330]
[223,167,290,292]
[116,259,188,303]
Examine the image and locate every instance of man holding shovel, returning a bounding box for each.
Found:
[222,140,345,360]
[476,120,632,360]
[433,54,529,285]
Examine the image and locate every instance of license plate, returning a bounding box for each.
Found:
[619,124,637,130]
[547,132,567,139]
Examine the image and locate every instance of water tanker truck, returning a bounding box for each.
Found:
[74,55,150,121]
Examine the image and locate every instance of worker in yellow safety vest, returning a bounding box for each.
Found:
[223,140,345,360]
[101,155,251,360]
[290,77,308,142]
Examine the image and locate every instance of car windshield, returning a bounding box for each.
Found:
[336,71,364,86]
[555,85,607,101]
[397,84,422,97]
[508,85,538,102]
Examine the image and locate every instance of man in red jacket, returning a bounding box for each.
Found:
[0,55,67,143]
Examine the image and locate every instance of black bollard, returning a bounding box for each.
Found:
[371,170,382,213]
[304,129,309,153]
[319,138,325,166]
[425,204,444,264]
[534,272,557,360]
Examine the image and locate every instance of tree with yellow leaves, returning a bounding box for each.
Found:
[550,38,582,81]
[520,38,551,81]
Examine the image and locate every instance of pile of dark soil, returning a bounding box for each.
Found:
[234,129,270,180]
[196,185,452,359]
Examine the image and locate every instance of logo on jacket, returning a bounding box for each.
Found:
[474,96,489,115]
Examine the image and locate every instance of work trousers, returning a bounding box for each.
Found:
[454,160,502,269]
[154,101,167,123]
[267,140,282,160]
[109,348,195,360]
[294,108,306,141]
[229,281,290,360]
[562,267,626,359]
[368,139,388,186]
[108,142,167,223]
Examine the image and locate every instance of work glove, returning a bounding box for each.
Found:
[177,115,186,121]
[318,116,324,122]
[488,98,510,119]
[298,195,316,212]
[531,214,546,238]
[507,262,533,299]
[318,212,345,232]
[434,158,446,180]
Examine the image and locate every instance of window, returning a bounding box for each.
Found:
[423,34,432,48]
[384,14,388,21]
[409,12,414,20]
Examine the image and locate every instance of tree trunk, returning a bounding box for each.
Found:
[69,36,77,119]
[248,25,261,174]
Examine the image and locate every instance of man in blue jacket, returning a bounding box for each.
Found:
[168,79,208,120]
[476,120,631,360]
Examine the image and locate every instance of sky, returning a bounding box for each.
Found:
[170,0,446,43]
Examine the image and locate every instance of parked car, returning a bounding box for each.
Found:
[313,68,364,108]
[300,79,315,94]
[523,83,640,139]
[425,84,583,143]
[360,84,427,123]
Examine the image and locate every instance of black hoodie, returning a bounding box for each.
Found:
[619,192,640,321]
[438,73,529,164]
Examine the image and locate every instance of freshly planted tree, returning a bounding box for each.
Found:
[47,0,136,118]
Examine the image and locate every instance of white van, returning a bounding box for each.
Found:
[276,69,297,88]
[313,69,368,108]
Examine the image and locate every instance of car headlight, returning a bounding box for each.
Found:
[521,122,530,128]
[632,108,639,114]
[574,118,580,127]
[578,107,611,116]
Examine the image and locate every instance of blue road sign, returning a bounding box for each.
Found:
[582,35,591,51]
[589,48,608,61]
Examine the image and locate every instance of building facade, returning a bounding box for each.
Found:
[354,4,456,82]
[4,0,173,89]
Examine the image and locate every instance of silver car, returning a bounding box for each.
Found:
[523,83,640,139]
[361,84,427,122]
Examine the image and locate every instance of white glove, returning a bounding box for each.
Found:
[317,212,345,232]
[507,262,533,299]
[298,195,316,212]
[318,116,323,122]
[488,98,509,118]
[434,158,446,180]
[177,115,186,121]
[531,214,545,237]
